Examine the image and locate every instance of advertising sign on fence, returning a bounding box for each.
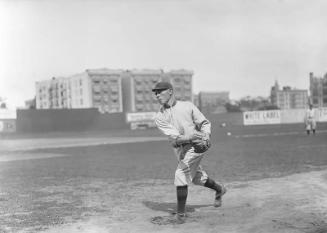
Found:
[243,110,281,125]
[0,109,16,119]
[126,112,156,122]
[126,112,157,130]
[317,108,327,122]
[243,107,327,125]
[0,119,16,132]
[280,109,307,124]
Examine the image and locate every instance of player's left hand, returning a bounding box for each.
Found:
[192,136,211,153]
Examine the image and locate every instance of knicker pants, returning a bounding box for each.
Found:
[174,149,208,186]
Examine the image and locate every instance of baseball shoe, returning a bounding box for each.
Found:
[214,185,227,208]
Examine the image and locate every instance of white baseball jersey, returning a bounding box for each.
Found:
[306,108,315,119]
[154,101,211,155]
[154,100,211,186]
[305,108,316,130]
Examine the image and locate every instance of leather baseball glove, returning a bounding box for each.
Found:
[191,133,211,153]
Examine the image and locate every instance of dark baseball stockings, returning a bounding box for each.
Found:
[204,177,222,193]
[176,185,188,214]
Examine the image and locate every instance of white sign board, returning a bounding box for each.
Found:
[280,109,307,124]
[243,110,281,125]
[126,112,156,122]
[0,109,16,119]
[317,107,327,122]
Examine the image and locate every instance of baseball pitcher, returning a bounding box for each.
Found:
[152,81,226,224]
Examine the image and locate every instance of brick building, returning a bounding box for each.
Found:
[270,81,308,109]
[36,69,124,113]
[121,69,193,113]
[35,68,193,114]
[310,72,327,107]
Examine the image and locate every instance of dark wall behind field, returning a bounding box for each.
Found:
[16,109,244,133]
[207,112,243,126]
[16,109,128,133]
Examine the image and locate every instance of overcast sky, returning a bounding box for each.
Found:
[1,0,327,108]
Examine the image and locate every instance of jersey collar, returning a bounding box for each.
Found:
[160,97,177,112]
[164,100,177,109]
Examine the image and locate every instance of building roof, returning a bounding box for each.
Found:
[199,91,229,95]
[167,69,193,75]
[127,69,163,75]
[276,89,308,93]
[86,68,125,75]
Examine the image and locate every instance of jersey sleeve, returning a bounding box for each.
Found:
[154,114,180,139]
[190,102,211,135]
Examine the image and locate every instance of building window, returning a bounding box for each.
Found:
[93,95,101,104]
[136,94,143,101]
[93,86,101,93]
[312,88,319,96]
[111,93,118,100]
[135,79,142,85]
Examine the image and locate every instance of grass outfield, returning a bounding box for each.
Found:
[0,123,327,232]
[4,127,326,183]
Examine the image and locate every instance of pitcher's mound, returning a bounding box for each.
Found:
[150,213,201,225]
[150,215,186,225]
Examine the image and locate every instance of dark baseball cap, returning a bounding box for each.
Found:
[152,82,173,92]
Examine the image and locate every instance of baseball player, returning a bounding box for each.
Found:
[152,81,226,224]
[305,104,316,135]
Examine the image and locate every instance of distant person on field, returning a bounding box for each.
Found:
[305,104,316,135]
[152,81,226,224]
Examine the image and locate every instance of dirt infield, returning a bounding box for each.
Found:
[1,127,327,233]
[10,170,327,233]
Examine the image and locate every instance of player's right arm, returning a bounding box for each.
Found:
[154,116,199,147]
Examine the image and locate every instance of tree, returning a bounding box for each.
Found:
[0,103,6,109]
[0,97,7,109]
[225,102,241,112]
[257,105,279,110]
[25,97,36,109]
[239,96,271,111]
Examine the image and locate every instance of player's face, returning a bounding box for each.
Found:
[154,89,172,105]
